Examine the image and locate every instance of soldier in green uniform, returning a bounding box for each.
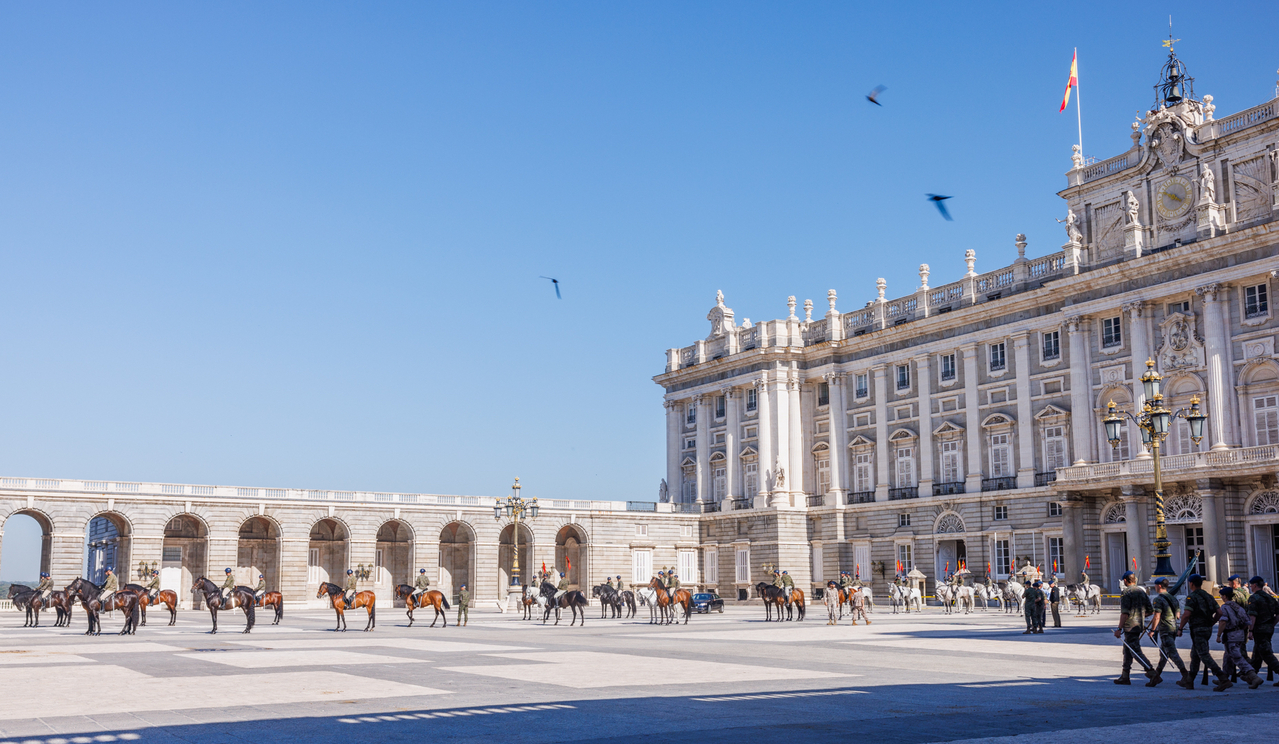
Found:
[220,568,238,608]
[411,568,431,604]
[254,574,267,604]
[1217,586,1265,689]
[1080,569,1089,587]
[1022,580,1045,634]
[343,569,358,607]
[1246,576,1279,684]
[1112,571,1153,684]
[1178,574,1225,690]
[668,572,681,592]
[1145,577,1189,687]
[616,575,625,592]
[606,576,615,592]
[554,572,569,602]
[100,567,119,607]
[144,569,160,603]
[456,584,470,626]
[781,570,795,608]
[37,572,54,603]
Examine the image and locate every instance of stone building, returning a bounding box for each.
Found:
[656,52,1279,599]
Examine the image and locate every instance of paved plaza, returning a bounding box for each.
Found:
[2,603,1277,743]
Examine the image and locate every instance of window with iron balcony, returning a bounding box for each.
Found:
[989,342,1006,371]
[1245,283,1269,318]
[896,364,910,390]
[1102,316,1122,348]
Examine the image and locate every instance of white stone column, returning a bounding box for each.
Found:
[664,400,680,502]
[1198,479,1223,584]
[694,394,709,503]
[1066,316,1093,464]
[1122,487,1145,578]
[755,376,773,504]
[873,365,890,501]
[1124,299,1151,417]
[724,387,740,502]
[961,344,983,493]
[1013,332,1035,488]
[826,373,846,498]
[915,354,934,494]
[1196,284,1232,450]
[788,371,804,501]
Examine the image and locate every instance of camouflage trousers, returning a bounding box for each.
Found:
[848,606,868,624]
[1120,627,1152,673]
[1222,639,1256,678]
[1186,626,1224,678]
[1249,627,1279,676]
[1152,629,1187,675]
[456,606,468,625]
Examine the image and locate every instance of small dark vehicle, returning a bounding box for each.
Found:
[691,592,724,614]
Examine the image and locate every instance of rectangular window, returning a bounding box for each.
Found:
[744,461,758,496]
[895,446,915,488]
[1048,537,1063,574]
[746,388,757,412]
[1114,420,1131,461]
[898,513,911,527]
[941,440,961,483]
[817,382,830,407]
[1245,284,1269,318]
[705,549,718,586]
[995,539,1011,575]
[679,550,697,584]
[1255,395,1279,446]
[941,353,957,381]
[816,458,830,494]
[713,432,725,444]
[745,425,757,439]
[162,546,182,563]
[308,547,320,584]
[635,524,648,537]
[855,373,869,398]
[941,397,958,412]
[1102,316,1122,348]
[713,466,726,500]
[896,364,910,390]
[685,438,695,450]
[375,549,384,585]
[682,524,694,538]
[989,342,1006,371]
[1042,425,1066,471]
[854,453,873,493]
[1168,300,1190,314]
[1042,330,1061,360]
[816,421,829,434]
[715,396,726,419]
[1175,418,1201,455]
[897,543,913,572]
[686,404,696,425]
[993,505,1008,520]
[632,549,653,585]
[735,548,750,583]
[990,433,1012,477]
[1048,502,1063,517]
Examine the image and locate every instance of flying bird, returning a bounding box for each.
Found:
[539,276,561,299]
[926,194,953,221]
[866,85,887,106]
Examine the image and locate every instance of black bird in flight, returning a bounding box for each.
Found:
[866,85,887,106]
[539,276,561,299]
[926,194,953,221]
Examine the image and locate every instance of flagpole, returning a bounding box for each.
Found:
[1074,48,1084,160]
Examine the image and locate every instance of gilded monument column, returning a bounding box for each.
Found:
[724,387,740,502]
[915,354,934,494]
[1066,316,1093,464]
[1196,284,1234,450]
[873,365,890,501]
[694,394,709,504]
[961,344,983,493]
[1012,332,1036,488]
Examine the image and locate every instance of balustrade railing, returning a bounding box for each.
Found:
[806,494,827,507]
[981,476,1016,492]
[933,481,965,496]
[701,501,721,513]
[1082,152,1132,183]
[1034,472,1057,487]
[1056,444,1279,483]
[626,501,658,512]
[731,497,753,510]
[888,487,918,500]
[847,491,875,504]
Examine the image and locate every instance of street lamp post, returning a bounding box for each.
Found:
[494,477,539,610]
[1102,359,1207,578]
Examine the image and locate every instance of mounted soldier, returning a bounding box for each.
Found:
[669,572,681,592]
[145,569,160,603]
[781,570,794,607]
[616,575,625,591]
[254,574,267,604]
[100,567,119,606]
[343,569,358,607]
[837,571,852,591]
[37,572,54,603]
[221,567,237,602]
[554,571,569,602]
[606,576,616,592]
[411,568,431,603]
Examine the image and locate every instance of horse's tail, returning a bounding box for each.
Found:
[441,593,451,610]
[129,598,141,627]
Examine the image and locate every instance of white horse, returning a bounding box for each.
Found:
[935,583,957,614]
[888,583,922,613]
[953,585,976,614]
[1001,581,1025,614]
[635,587,664,623]
[972,584,1002,611]
[1068,583,1103,614]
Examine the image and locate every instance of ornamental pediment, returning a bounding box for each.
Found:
[1156,311,1205,371]
[1034,404,1070,420]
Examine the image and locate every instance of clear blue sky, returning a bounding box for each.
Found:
[2,2,1276,578]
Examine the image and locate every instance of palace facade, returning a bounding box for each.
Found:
[655,53,1279,599]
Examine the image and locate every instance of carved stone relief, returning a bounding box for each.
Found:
[1249,490,1279,515]
[1243,338,1275,360]
[1163,493,1203,523]
[1158,312,1205,371]
[935,513,965,534]
[1233,155,1272,223]
[1150,122,1185,169]
[1103,501,1127,524]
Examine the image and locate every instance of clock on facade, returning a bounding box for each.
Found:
[1155,175,1194,220]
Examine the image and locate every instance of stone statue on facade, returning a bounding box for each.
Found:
[1070,144,1083,169]
[1200,165,1216,204]
[1057,208,1082,244]
[774,465,786,490]
[658,478,669,503]
[1125,190,1141,226]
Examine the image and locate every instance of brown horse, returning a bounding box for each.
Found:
[256,591,285,625]
[66,577,141,635]
[785,588,806,621]
[754,581,788,622]
[8,584,45,627]
[394,584,449,627]
[191,577,257,634]
[647,578,692,625]
[318,581,376,631]
[126,583,179,626]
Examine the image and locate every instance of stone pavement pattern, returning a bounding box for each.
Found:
[2,605,1277,743]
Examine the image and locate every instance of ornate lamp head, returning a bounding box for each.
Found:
[1103,400,1123,448]
[1185,395,1207,443]
[1140,358,1163,400]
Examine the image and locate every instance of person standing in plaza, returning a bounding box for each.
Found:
[849,585,869,625]
[456,583,469,626]
[1178,574,1225,690]
[1023,581,1044,634]
[824,581,839,625]
[1145,577,1189,687]
[1113,571,1153,684]
[1246,576,1279,684]
[1216,586,1264,689]
[1049,578,1062,628]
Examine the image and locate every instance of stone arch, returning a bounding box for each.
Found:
[1241,358,1279,385]
[161,513,209,608]
[0,507,54,580]
[1165,371,1206,396]
[84,511,133,586]
[555,523,589,589]
[499,521,535,590]
[438,521,474,602]
[932,511,967,584]
[1246,489,1279,515]
[238,516,282,600]
[1102,501,1127,524]
[1164,493,1203,523]
[933,511,966,534]
[1097,384,1131,409]
[375,519,414,605]
[307,517,350,590]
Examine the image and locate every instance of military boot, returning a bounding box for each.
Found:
[1175,671,1193,689]
[1212,677,1234,692]
[1244,672,1265,689]
[1113,673,1131,685]
[1145,671,1162,687]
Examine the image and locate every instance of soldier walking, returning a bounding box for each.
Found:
[850,586,870,626]
[456,584,470,626]
[1113,571,1153,684]
[1217,586,1265,689]
[1178,573,1226,690]
[1245,576,1279,684]
[1145,577,1189,687]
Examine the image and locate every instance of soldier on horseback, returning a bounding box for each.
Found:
[616,575,625,591]
[145,569,160,603]
[254,574,267,604]
[554,572,569,602]
[344,569,358,607]
[37,572,54,603]
[411,568,431,603]
[606,576,615,592]
[221,567,237,596]
[669,572,681,592]
[100,567,119,606]
[781,570,794,607]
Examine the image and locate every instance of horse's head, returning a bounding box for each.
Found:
[591,586,601,597]
[539,581,556,597]
[316,583,331,599]
[393,584,409,599]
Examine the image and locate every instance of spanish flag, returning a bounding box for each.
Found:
[1085,554,1090,569]
[1059,50,1078,112]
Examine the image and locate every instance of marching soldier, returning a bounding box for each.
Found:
[456,583,470,626]
[254,574,267,604]
[1246,575,1279,683]
[343,569,358,607]
[1146,577,1189,687]
[145,569,160,603]
[37,572,54,603]
[411,568,431,603]
[1178,574,1226,690]
[1217,586,1265,689]
[1112,571,1153,684]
